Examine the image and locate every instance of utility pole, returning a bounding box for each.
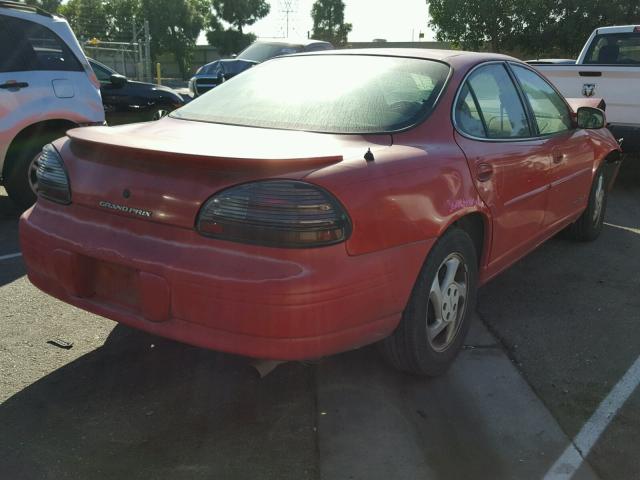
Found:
[144,20,151,82]
[279,0,296,38]
[132,18,139,79]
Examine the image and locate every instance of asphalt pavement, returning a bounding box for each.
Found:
[1,158,639,479]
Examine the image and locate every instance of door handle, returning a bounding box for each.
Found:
[0,81,29,90]
[476,163,494,182]
[579,71,602,77]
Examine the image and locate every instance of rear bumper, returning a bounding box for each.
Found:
[20,202,432,360]
[608,124,640,153]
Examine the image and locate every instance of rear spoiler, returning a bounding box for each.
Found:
[65,124,345,170]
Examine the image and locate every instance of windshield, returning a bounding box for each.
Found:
[172,55,450,134]
[237,42,304,63]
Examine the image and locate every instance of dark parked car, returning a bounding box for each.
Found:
[188,39,333,97]
[89,58,185,125]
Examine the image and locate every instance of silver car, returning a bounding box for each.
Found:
[0,1,104,208]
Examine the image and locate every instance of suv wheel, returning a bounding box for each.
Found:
[4,131,66,210]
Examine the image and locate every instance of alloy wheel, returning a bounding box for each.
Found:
[27,152,41,195]
[426,253,469,352]
[592,173,605,225]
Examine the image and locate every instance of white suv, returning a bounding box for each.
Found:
[0,1,104,208]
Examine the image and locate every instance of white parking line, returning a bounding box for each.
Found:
[544,355,640,479]
[0,252,22,261]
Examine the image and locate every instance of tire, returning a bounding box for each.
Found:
[381,227,478,376]
[568,167,607,242]
[4,131,65,210]
[151,108,170,121]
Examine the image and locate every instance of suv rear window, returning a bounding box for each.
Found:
[172,55,450,134]
[584,32,640,65]
[0,15,82,73]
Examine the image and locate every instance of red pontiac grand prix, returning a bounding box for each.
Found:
[20,50,621,376]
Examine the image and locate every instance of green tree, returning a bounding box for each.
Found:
[104,0,142,42]
[206,0,270,56]
[24,0,63,13]
[427,0,640,58]
[210,0,269,34]
[206,20,256,56]
[311,0,352,45]
[59,0,109,41]
[427,0,521,52]
[140,0,208,78]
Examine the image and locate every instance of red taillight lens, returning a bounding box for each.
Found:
[36,144,71,205]
[196,180,351,248]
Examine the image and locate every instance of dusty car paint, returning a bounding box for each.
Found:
[19,49,621,360]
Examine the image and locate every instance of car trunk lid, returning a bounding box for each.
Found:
[60,117,390,230]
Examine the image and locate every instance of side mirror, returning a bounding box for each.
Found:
[230,53,237,59]
[577,106,605,129]
[110,73,127,87]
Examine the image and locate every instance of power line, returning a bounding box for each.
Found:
[279,0,297,38]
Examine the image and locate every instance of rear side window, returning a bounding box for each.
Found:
[454,84,486,138]
[584,33,640,64]
[511,65,572,135]
[456,63,531,139]
[0,15,82,73]
[304,43,332,52]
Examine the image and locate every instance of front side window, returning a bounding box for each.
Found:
[172,55,450,134]
[460,63,531,139]
[511,65,572,135]
[0,15,82,73]
[584,33,640,65]
[90,61,113,83]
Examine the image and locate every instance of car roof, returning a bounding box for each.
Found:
[253,38,332,47]
[592,25,640,35]
[290,48,519,66]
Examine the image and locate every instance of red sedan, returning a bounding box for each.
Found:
[20,50,621,376]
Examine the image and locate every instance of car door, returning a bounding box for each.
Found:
[509,63,595,228]
[453,62,552,273]
[0,15,85,150]
[0,15,87,161]
[90,61,135,125]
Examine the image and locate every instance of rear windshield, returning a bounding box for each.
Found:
[237,42,303,63]
[171,55,450,134]
[584,32,640,65]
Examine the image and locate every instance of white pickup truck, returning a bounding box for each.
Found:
[531,25,640,152]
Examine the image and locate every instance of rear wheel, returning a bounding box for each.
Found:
[151,108,170,121]
[4,131,66,210]
[568,167,607,242]
[381,228,478,376]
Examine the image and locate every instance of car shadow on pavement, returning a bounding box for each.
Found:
[0,320,565,480]
[0,192,21,219]
[0,193,25,287]
[0,325,319,480]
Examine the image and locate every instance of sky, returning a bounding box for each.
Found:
[202,0,436,44]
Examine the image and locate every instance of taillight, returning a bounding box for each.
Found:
[36,144,71,205]
[196,180,351,248]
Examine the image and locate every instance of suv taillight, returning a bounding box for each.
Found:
[196,180,351,248]
[36,144,71,205]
